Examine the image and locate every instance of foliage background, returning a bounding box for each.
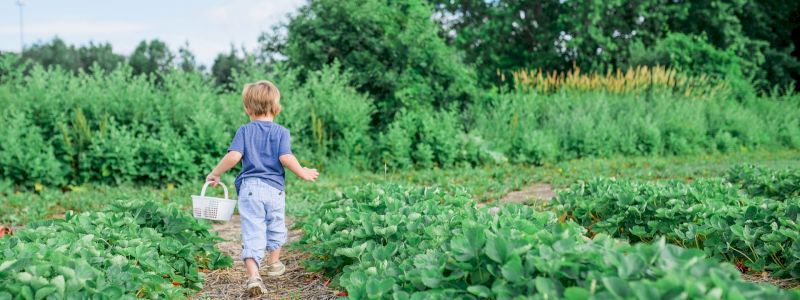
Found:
[1,0,799,189]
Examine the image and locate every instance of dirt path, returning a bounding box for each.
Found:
[478,182,556,214]
[499,183,555,204]
[196,215,338,300]
[196,182,556,299]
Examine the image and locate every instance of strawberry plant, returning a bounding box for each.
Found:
[297,184,798,299]
[555,170,800,278]
[727,165,800,200]
[0,199,232,299]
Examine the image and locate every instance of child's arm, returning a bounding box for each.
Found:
[279,154,319,182]
[206,151,243,186]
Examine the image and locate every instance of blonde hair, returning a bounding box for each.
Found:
[242,80,281,116]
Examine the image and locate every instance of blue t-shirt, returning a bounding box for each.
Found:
[228,121,292,193]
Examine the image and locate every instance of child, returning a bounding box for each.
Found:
[205,80,319,296]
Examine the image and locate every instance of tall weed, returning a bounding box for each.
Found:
[470,89,799,164]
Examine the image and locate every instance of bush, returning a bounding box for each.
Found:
[282,0,477,124]
[629,33,756,98]
[78,121,141,185]
[379,109,464,169]
[470,89,798,163]
[630,33,744,80]
[0,107,66,188]
[1,54,798,189]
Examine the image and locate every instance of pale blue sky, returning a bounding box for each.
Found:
[0,0,305,66]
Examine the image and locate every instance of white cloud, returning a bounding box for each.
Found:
[191,0,304,64]
[206,0,302,20]
[205,0,303,31]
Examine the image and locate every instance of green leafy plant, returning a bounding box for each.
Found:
[297,184,797,299]
[726,165,800,200]
[0,199,232,299]
[555,167,800,278]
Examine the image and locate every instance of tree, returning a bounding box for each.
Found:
[431,0,800,90]
[129,39,175,75]
[281,0,477,125]
[629,33,743,78]
[432,0,565,84]
[210,46,248,89]
[21,37,124,73]
[735,0,800,89]
[177,42,201,73]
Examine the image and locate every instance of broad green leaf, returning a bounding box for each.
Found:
[486,234,510,263]
[51,276,65,296]
[467,285,492,298]
[534,277,559,298]
[601,277,631,299]
[17,272,33,283]
[618,254,645,279]
[630,282,659,300]
[33,286,56,300]
[19,286,33,300]
[564,287,590,300]
[451,223,487,262]
[0,260,16,273]
[501,256,524,284]
[420,269,442,288]
[366,277,395,299]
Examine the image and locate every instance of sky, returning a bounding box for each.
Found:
[0,0,305,66]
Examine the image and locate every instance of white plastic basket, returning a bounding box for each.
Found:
[192,182,237,221]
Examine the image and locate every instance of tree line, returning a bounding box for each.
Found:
[3,0,799,102]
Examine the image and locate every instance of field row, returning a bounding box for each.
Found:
[555,165,799,278]
[296,182,798,299]
[4,150,796,225]
[1,153,798,298]
[0,200,232,299]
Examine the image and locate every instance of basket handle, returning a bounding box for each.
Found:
[201,181,229,200]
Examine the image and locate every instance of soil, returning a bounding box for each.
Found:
[196,215,338,300]
[196,182,557,299]
[499,183,556,204]
[741,273,800,290]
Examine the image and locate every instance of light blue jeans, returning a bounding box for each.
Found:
[239,178,288,267]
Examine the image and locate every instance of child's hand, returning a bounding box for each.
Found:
[302,168,319,182]
[206,173,221,186]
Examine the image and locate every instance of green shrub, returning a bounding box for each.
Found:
[137,125,199,185]
[470,89,797,163]
[379,109,463,169]
[0,107,66,188]
[78,121,141,185]
[629,33,758,99]
[1,55,798,189]
[282,0,477,124]
[630,33,744,81]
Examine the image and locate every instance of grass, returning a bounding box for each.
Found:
[543,148,800,187]
[1,149,797,225]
